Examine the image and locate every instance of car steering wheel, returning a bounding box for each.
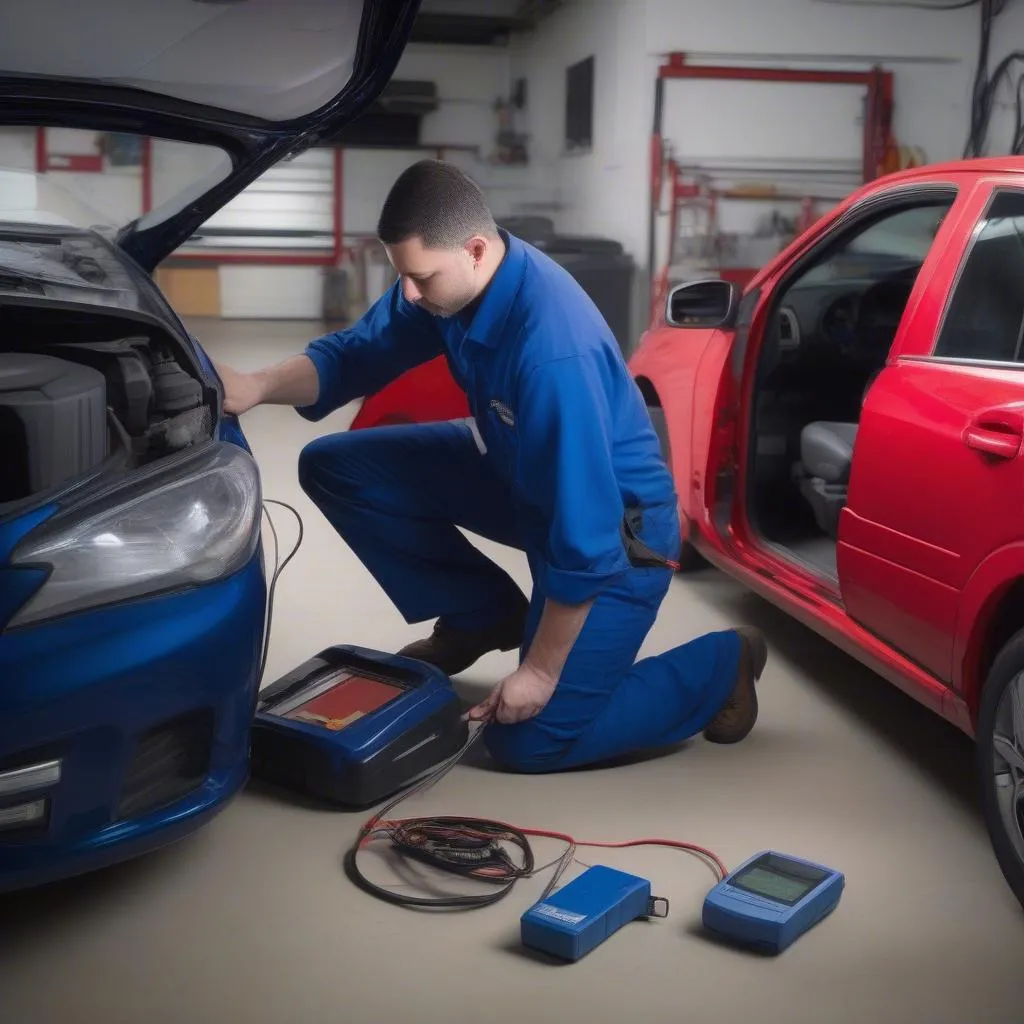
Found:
[855,275,915,359]
[820,293,860,353]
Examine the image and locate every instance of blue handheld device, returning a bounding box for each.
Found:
[702,851,844,954]
[249,645,467,807]
[520,865,669,961]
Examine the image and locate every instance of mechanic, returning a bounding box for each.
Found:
[215,159,768,774]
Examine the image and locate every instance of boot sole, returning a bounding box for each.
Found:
[703,626,767,744]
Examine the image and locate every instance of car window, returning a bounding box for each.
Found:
[797,203,949,287]
[756,195,954,409]
[934,190,1024,364]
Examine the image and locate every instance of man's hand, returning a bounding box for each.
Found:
[466,596,593,726]
[215,362,266,416]
[467,663,558,725]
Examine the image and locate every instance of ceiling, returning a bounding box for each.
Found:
[411,0,563,46]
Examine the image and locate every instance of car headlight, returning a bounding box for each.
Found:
[8,442,261,628]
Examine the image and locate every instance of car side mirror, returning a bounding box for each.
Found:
[665,279,739,329]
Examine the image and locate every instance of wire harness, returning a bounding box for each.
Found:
[343,722,729,911]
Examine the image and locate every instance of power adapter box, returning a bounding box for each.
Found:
[520,864,668,961]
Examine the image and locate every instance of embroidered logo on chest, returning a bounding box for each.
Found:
[489,399,516,427]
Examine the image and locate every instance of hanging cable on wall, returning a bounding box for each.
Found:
[962,0,1024,158]
[813,1,984,12]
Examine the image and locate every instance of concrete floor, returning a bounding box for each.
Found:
[1,319,1022,1023]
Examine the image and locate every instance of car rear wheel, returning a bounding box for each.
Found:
[647,405,704,572]
[977,628,1024,911]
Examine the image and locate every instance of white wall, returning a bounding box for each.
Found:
[0,127,146,227]
[509,0,991,267]
[341,44,550,239]
[509,1,652,257]
[643,0,976,168]
[0,127,35,172]
[200,42,550,317]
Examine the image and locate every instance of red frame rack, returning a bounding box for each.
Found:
[648,54,895,323]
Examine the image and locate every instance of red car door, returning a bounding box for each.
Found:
[840,178,1024,685]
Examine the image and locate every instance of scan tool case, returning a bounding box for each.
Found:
[249,646,468,807]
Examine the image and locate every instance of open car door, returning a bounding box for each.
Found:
[697,176,973,628]
[839,174,1024,693]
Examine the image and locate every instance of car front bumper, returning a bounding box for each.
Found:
[0,552,266,894]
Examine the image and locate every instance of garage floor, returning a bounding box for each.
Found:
[1,319,1022,1024]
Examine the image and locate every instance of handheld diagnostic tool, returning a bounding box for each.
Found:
[702,851,844,954]
[249,646,467,807]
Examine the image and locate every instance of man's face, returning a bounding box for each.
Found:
[384,234,485,318]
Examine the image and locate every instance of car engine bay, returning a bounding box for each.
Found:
[0,303,215,508]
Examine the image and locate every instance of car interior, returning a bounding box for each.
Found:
[745,199,953,580]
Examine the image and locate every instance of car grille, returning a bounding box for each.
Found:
[117,710,214,821]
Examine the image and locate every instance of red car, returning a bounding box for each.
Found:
[631,159,1024,911]
[352,159,1024,911]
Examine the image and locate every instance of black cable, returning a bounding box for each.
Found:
[880,1,980,9]
[257,498,304,687]
[344,814,536,910]
[342,720,578,910]
[962,0,1024,159]
[816,0,981,9]
[1014,74,1024,154]
[977,51,1024,155]
[964,0,992,157]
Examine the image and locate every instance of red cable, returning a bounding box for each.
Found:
[371,815,729,882]
[523,829,729,882]
[356,722,729,902]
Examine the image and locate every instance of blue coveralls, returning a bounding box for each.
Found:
[295,230,741,773]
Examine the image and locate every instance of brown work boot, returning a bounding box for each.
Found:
[703,626,768,744]
[397,606,527,677]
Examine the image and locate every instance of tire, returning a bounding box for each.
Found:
[646,405,704,572]
[976,627,1024,912]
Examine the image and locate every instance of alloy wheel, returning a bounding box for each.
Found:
[992,670,1024,866]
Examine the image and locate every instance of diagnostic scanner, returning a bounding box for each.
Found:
[250,645,467,807]
[702,850,844,954]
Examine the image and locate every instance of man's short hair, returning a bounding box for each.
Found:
[377,159,498,250]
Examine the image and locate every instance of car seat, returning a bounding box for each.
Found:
[790,369,880,540]
[793,421,857,539]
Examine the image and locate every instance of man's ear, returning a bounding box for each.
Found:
[465,236,488,267]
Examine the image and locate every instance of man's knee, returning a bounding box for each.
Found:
[297,432,368,505]
[297,435,330,495]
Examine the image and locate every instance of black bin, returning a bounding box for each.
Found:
[500,219,635,357]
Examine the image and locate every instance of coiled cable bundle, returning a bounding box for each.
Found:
[343,719,727,911]
[343,720,555,909]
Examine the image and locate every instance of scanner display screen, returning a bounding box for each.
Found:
[729,855,828,905]
[269,671,403,731]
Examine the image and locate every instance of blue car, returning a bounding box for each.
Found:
[0,0,421,893]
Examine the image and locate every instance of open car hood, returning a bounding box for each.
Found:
[0,0,422,269]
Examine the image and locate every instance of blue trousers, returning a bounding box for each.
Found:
[298,419,740,773]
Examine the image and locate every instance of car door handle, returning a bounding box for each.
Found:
[964,423,1023,459]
